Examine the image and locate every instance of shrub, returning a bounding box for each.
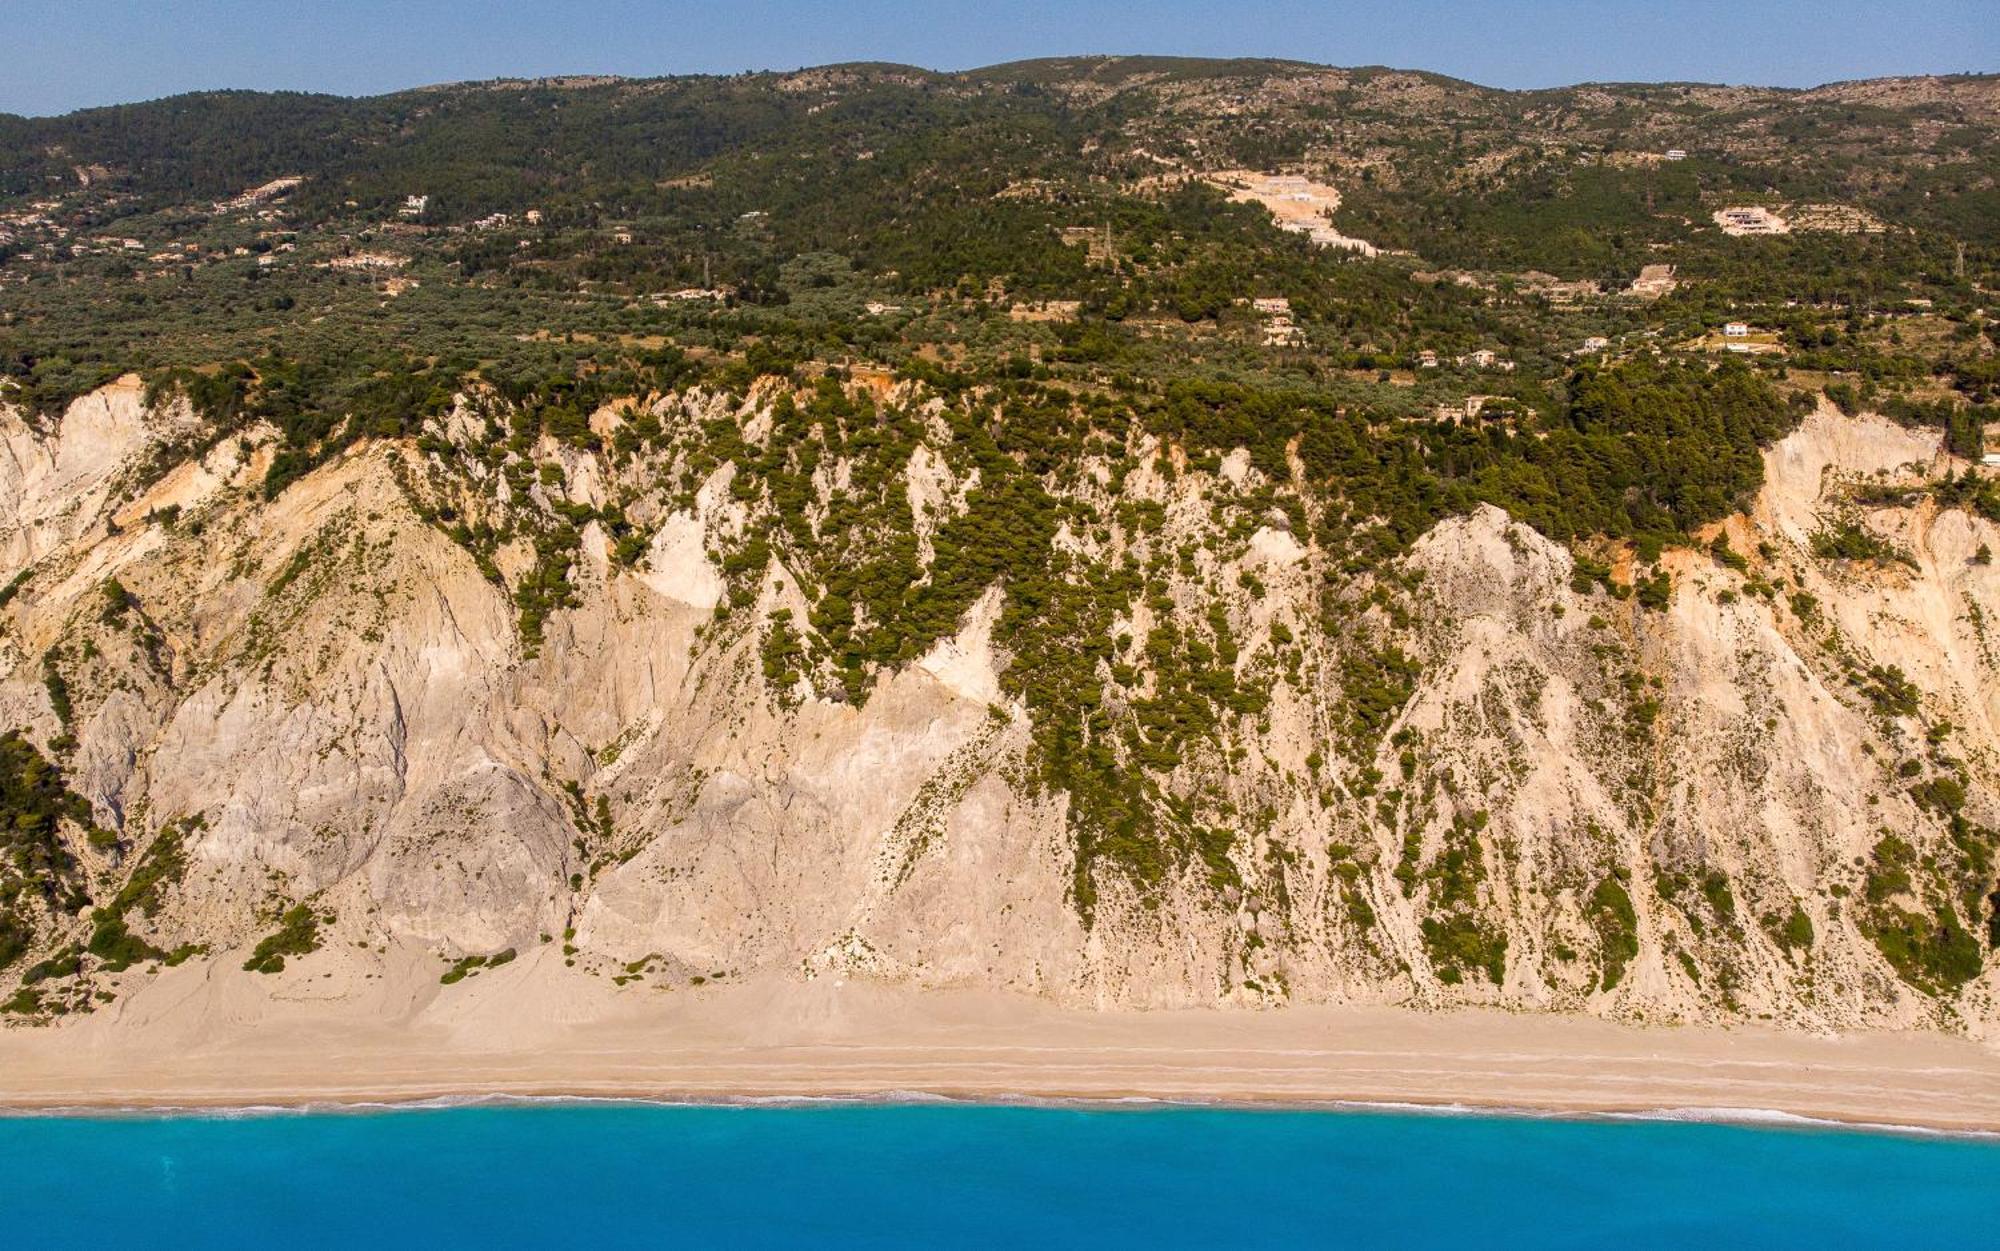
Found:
[86,914,163,972]
[99,577,136,624]
[1777,905,1814,954]
[1811,518,1911,566]
[1708,534,1748,573]
[242,903,323,974]
[1588,876,1639,990]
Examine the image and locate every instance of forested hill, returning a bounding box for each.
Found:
[2,56,1995,540]
[4,59,1998,247]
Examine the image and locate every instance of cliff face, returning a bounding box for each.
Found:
[2,379,1996,1033]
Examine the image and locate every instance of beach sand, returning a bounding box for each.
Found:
[2,950,1996,1131]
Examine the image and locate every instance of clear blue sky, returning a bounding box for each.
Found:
[5,0,1995,116]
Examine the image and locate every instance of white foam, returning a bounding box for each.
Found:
[5,1093,1994,1141]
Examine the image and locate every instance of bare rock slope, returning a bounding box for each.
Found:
[2,382,1997,1036]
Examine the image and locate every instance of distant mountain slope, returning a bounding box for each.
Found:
[4,59,1996,250]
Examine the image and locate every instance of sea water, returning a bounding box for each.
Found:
[3,1101,1994,1248]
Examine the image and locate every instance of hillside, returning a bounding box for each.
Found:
[1,58,1998,1035]
[2,371,1998,1032]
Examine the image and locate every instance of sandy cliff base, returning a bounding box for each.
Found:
[1,953,1996,1132]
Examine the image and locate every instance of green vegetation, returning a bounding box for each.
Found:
[3,56,1996,941]
[1866,900,1984,994]
[105,818,198,921]
[1414,813,1507,985]
[98,577,136,625]
[1654,865,1743,938]
[1773,904,1815,956]
[440,947,517,985]
[1860,835,1987,994]
[1699,870,1738,928]
[0,732,94,971]
[1860,665,1922,720]
[1811,517,1912,567]
[84,913,163,973]
[39,654,73,733]
[760,609,808,705]
[79,816,204,974]
[1588,875,1640,991]
[242,903,325,974]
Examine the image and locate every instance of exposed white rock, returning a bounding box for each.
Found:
[2,381,1996,1038]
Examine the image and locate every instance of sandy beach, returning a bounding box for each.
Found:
[1,952,1996,1132]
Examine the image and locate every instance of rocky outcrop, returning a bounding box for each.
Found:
[2,384,1996,1035]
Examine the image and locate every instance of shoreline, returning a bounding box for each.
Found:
[3,965,1998,1135]
[6,1087,1998,1142]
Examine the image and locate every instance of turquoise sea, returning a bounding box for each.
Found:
[3,1101,1994,1248]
